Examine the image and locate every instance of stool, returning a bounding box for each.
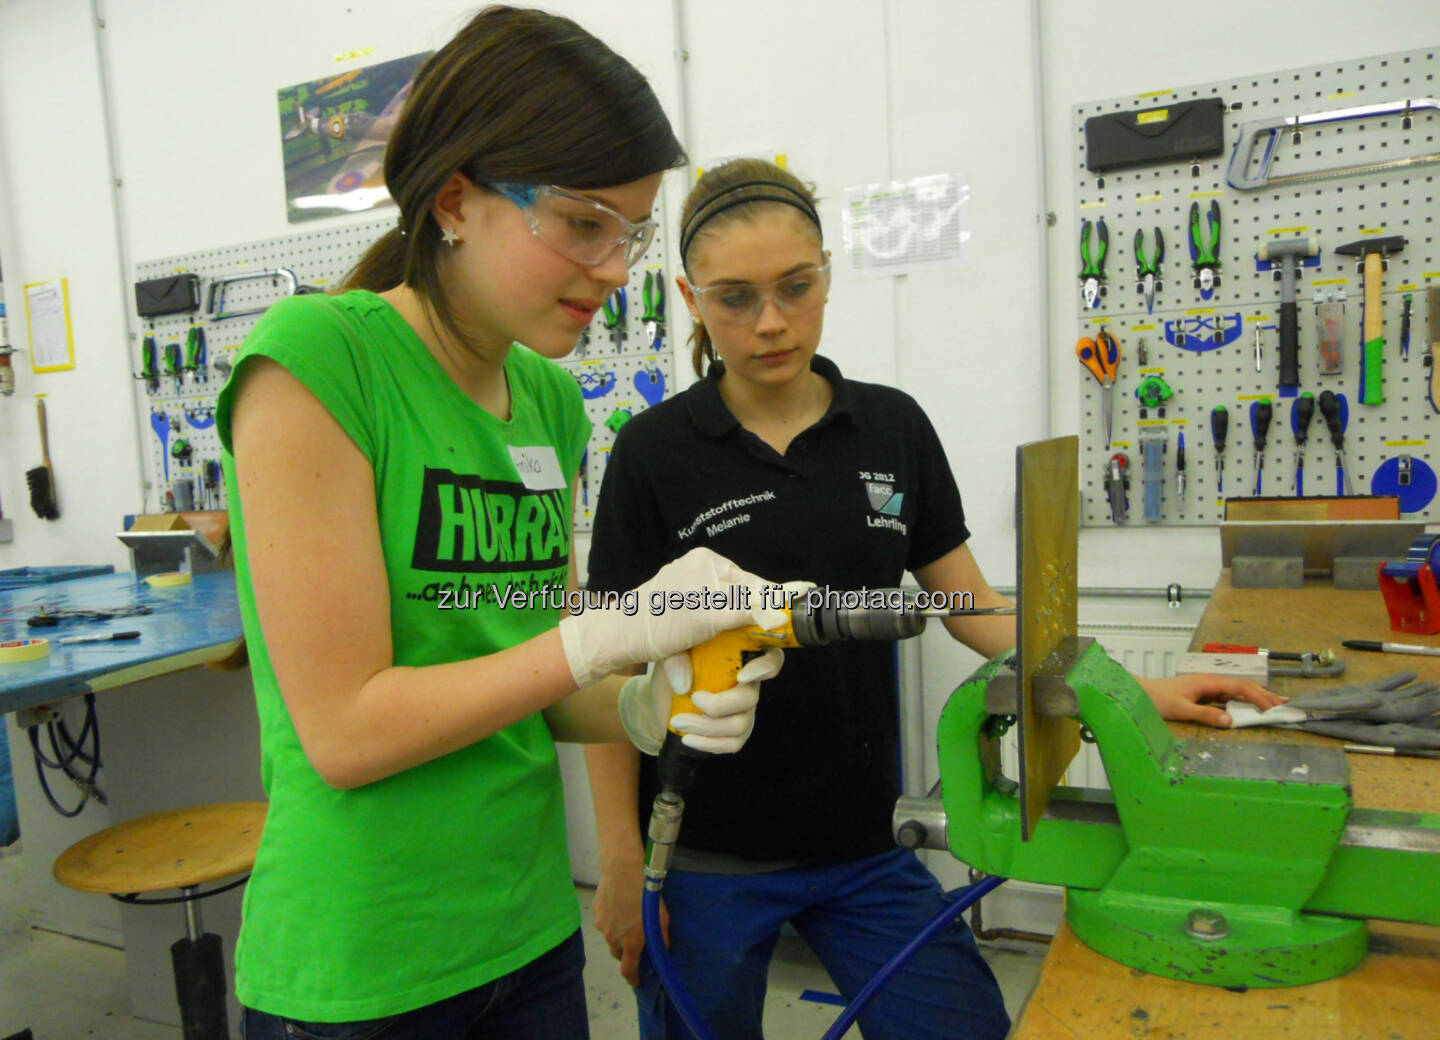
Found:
[53,802,265,1040]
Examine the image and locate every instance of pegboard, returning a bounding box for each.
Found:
[131,195,678,533]
[1071,45,1440,527]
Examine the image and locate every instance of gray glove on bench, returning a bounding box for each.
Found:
[1227,672,1440,750]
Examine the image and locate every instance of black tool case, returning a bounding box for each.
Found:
[1084,97,1226,173]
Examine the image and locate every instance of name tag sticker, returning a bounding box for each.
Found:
[508,445,566,490]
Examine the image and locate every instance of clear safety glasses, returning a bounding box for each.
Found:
[690,263,831,327]
[490,183,657,268]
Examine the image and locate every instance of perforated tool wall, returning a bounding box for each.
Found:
[1072,46,1440,527]
[131,201,677,532]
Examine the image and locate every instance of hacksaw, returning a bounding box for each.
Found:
[1227,97,1440,191]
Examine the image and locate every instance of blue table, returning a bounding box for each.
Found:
[0,571,244,716]
[0,568,253,1030]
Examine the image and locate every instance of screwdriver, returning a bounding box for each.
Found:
[1317,390,1354,495]
[1211,405,1228,496]
[1250,398,1273,495]
[1176,432,1187,501]
[1401,293,1413,358]
[1291,392,1315,495]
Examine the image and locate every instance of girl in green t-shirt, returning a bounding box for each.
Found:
[221,8,788,1037]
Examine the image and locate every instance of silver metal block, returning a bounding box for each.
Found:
[1232,555,1303,588]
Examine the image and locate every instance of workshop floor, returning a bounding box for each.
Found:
[0,845,1044,1038]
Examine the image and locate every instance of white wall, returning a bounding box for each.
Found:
[0,0,141,571]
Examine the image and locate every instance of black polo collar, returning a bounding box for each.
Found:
[686,355,857,438]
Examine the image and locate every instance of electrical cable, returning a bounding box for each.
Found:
[27,693,103,817]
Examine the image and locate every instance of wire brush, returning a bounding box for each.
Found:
[27,397,58,519]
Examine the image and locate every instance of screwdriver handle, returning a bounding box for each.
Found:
[1292,392,1315,441]
[1210,405,1228,452]
[1250,399,1273,450]
[1318,389,1346,449]
[1278,299,1300,394]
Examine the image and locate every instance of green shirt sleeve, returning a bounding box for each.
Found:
[216,294,377,463]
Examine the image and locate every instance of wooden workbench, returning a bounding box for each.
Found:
[1012,571,1440,1039]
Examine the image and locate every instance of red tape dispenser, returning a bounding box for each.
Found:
[1378,534,1440,634]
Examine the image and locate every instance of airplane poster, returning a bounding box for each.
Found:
[278,52,431,223]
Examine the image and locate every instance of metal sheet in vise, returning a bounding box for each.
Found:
[1015,435,1082,839]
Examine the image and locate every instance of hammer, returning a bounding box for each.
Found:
[1335,235,1406,404]
[1258,236,1320,398]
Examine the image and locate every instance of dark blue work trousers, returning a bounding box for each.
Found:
[636,847,1010,1040]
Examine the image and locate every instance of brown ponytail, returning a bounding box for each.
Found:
[338,6,686,347]
[678,159,822,378]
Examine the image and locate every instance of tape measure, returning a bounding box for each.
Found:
[144,571,192,588]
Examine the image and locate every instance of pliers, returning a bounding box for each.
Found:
[641,269,666,350]
[1134,227,1164,314]
[1079,217,1108,309]
[1189,200,1222,299]
[163,341,183,394]
[140,334,159,394]
[184,324,207,384]
[603,287,627,349]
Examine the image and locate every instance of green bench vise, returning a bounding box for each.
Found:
[895,637,1440,988]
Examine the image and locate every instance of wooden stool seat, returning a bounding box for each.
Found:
[53,801,265,895]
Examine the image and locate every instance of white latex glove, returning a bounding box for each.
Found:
[618,647,784,755]
[558,547,792,688]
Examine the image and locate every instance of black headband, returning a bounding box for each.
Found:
[680,180,822,263]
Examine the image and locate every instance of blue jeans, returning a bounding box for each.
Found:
[241,929,587,1040]
[636,848,1009,1040]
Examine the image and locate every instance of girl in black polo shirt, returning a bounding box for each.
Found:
[585,158,1282,1040]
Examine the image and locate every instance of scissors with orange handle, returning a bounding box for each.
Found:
[1077,328,1121,446]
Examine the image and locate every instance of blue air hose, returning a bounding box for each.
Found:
[641,869,1007,1040]
[642,886,719,1040]
[818,872,1007,1040]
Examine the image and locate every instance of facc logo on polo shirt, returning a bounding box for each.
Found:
[865,480,903,516]
[861,471,908,534]
[411,467,569,573]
